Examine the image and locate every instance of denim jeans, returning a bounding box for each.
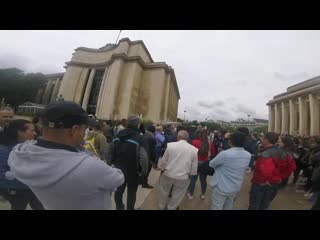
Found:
[188,161,207,195]
[248,183,279,210]
[211,186,237,210]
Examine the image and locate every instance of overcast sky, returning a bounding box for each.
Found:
[1,30,320,121]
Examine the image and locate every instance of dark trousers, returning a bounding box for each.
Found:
[311,194,320,210]
[292,166,303,184]
[279,178,289,189]
[142,162,152,186]
[0,188,44,210]
[114,181,139,210]
[248,155,256,170]
[248,183,279,210]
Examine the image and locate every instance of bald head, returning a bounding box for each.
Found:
[177,130,189,141]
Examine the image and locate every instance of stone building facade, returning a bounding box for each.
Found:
[267,76,320,136]
[35,73,64,105]
[37,38,180,124]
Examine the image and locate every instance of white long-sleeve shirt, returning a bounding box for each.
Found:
[158,140,198,180]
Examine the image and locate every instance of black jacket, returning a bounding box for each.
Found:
[311,152,320,191]
[104,128,148,185]
[142,131,156,163]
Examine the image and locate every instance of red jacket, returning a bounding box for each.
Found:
[191,138,216,162]
[252,145,296,184]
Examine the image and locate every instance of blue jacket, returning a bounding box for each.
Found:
[0,144,29,189]
[209,147,251,193]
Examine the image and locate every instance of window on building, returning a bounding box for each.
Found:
[87,70,105,115]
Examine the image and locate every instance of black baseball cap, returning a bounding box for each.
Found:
[40,101,89,129]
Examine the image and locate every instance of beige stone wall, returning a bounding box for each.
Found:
[58,66,84,102]
[167,77,179,122]
[73,68,90,103]
[52,39,179,124]
[97,59,124,120]
[129,64,145,117]
[142,69,166,123]
[128,44,152,63]
[71,41,130,64]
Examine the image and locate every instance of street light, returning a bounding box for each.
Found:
[184,110,187,122]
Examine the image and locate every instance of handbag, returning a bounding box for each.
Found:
[198,161,215,176]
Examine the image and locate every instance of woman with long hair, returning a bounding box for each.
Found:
[187,129,216,200]
[0,119,44,210]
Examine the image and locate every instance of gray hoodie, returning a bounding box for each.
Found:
[8,141,124,210]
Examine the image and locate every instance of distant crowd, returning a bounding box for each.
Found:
[0,102,319,210]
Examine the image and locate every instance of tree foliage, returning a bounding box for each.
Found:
[253,125,268,134]
[0,68,47,108]
[141,119,153,127]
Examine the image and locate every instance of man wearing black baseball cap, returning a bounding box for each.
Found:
[8,101,124,210]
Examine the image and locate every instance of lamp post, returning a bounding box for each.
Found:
[184,110,187,122]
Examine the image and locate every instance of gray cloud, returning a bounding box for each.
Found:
[2,30,320,122]
[233,104,256,116]
[273,72,309,82]
[226,97,236,102]
[197,100,225,109]
[0,53,31,72]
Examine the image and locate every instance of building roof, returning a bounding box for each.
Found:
[230,121,254,124]
[67,38,180,99]
[45,73,64,79]
[18,102,45,108]
[76,38,154,63]
[268,75,320,105]
[253,118,268,123]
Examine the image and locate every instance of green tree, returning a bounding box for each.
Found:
[205,122,222,131]
[253,125,268,134]
[177,118,183,123]
[191,120,198,125]
[0,68,47,108]
[141,119,153,127]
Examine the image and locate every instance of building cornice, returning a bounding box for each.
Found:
[45,73,64,78]
[287,75,320,93]
[75,38,154,63]
[267,83,320,105]
[65,53,180,99]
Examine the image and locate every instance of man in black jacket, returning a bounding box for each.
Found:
[105,115,148,210]
[237,127,257,173]
[310,151,320,209]
[141,125,156,189]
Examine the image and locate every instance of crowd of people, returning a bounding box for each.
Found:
[0,101,319,210]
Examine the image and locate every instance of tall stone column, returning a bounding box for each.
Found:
[309,93,320,136]
[81,69,96,111]
[98,59,124,120]
[42,79,53,104]
[274,103,281,133]
[50,78,62,103]
[298,96,307,136]
[289,99,297,135]
[268,105,275,132]
[281,101,289,134]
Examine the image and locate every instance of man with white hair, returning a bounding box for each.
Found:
[158,130,198,210]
